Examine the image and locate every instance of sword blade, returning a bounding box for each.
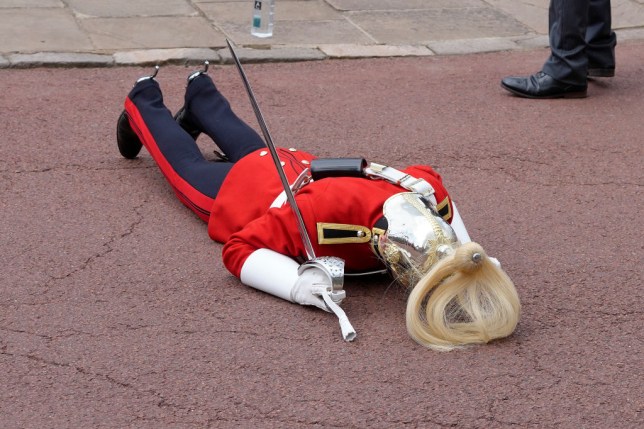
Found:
[226,39,316,261]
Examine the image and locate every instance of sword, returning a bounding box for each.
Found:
[226,39,316,261]
[226,40,356,341]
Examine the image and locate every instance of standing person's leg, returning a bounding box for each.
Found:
[500,0,589,98]
[585,0,616,76]
[542,0,590,85]
[122,78,233,222]
[175,74,266,163]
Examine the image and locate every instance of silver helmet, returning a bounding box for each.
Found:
[378,192,458,287]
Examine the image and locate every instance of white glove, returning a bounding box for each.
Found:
[291,267,334,312]
[240,249,356,341]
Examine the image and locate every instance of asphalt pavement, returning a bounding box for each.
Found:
[1,1,643,429]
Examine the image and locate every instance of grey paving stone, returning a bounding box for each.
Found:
[483,0,549,35]
[613,0,644,28]
[0,9,93,53]
[217,46,326,63]
[326,0,485,11]
[319,43,433,58]
[220,19,374,46]
[114,48,220,65]
[0,0,62,7]
[65,0,197,18]
[426,37,520,55]
[617,27,644,41]
[347,8,533,44]
[7,52,113,68]
[198,0,341,22]
[80,17,227,51]
[514,35,550,50]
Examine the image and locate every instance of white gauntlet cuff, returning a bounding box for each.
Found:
[240,249,299,302]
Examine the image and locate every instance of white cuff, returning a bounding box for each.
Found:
[450,202,471,244]
[240,249,299,302]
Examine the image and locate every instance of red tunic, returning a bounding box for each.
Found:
[208,148,452,277]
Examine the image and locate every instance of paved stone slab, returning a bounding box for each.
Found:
[319,43,433,58]
[80,17,227,51]
[216,46,326,63]
[7,52,114,68]
[327,0,486,10]
[347,7,532,44]
[484,0,549,34]
[613,0,644,28]
[65,0,197,17]
[113,48,220,66]
[427,37,520,55]
[198,0,341,22]
[618,27,644,41]
[0,0,61,7]
[219,19,375,46]
[514,34,550,50]
[0,9,93,53]
[1,0,643,64]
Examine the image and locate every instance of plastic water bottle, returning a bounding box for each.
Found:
[251,0,274,38]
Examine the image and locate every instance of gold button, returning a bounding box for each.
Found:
[301,160,310,165]
[289,148,297,152]
[259,150,268,156]
[357,231,365,237]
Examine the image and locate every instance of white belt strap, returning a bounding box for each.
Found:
[270,168,313,208]
[365,162,437,203]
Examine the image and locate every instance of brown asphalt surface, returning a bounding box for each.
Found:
[1,42,643,429]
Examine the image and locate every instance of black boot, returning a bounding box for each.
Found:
[116,110,143,159]
[174,61,211,140]
[173,106,201,140]
[116,66,161,159]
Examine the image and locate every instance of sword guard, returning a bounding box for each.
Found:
[298,256,345,295]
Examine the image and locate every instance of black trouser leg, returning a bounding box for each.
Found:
[586,0,616,69]
[543,0,590,85]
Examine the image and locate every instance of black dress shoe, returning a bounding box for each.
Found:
[116,110,143,159]
[588,67,615,77]
[501,71,587,99]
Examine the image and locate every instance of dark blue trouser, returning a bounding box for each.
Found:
[125,75,265,221]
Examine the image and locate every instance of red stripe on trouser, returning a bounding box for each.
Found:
[124,97,213,222]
